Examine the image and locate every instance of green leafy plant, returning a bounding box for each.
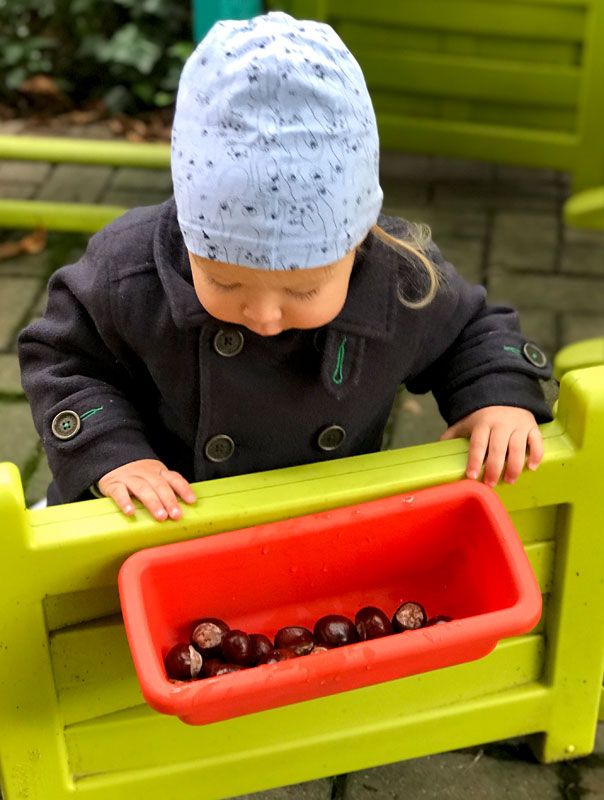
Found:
[0,0,194,113]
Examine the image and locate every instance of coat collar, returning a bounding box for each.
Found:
[154,198,398,341]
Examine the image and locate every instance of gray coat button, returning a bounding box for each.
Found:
[522,342,547,368]
[317,424,346,451]
[51,410,81,440]
[213,329,244,357]
[205,434,235,462]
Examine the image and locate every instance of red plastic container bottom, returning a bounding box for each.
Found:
[118,480,542,725]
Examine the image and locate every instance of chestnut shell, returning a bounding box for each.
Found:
[258,648,297,665]
[392,601,427,632]
[164,643,203,681]
[249,633,273,664]
[190,617,229,658]
[221,629,255,666]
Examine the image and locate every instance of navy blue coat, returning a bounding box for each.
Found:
[18,199,552,505]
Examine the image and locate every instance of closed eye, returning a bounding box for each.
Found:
[285,287,319,300]
[207,277,242,291]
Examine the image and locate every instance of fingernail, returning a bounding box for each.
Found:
[170,507,181,518]
[528,462,538,471]
[468,471,478,480]
[155,509,167,520]
[124,505,134,514]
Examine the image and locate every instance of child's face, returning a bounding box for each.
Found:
[188,250,357,336]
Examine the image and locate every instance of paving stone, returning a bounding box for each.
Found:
[0,400,40,471]
[561,313,604,347]
[0,250,51,278]
[0,277,41,349]
[516,311,558,358]
[387,389,445,449]
[0,353,23,396]
[0,119,27,135]
[0,181,38,199]
[432,156,496,182]
[236,778,333,799]
[434,181,559,213]
[36,164,113,203]
[494,164,560,187]
[100,187,172,209]
[435,237,483,284]
[0,160,52,183]
[583,768,604,798]
[345,750,561,799]
[595,722,604,754]
[560,242,604,275]
[109,167,173,191]
[380,150,434,180]
[377,204,487,241]
[490,212,559,272]
[23,450,52,508]
[381,177,430,209]
[487,270,604,314]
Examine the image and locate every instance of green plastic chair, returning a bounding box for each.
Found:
[1,364,603,799]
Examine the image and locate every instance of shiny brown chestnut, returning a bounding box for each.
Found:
[314,614,359,648]
[355,606,394,641]
[211,663,246,677]
[250,633,273,664]
[221,629,255,666]
[258,648,297,665]
[274,626,315,656]
[392,601,427,632]
[200,657,224,678]
[424,615,453,626]
[190,617,229,658]
[164,643,203,681]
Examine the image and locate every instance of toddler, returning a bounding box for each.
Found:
[19,12,553,520]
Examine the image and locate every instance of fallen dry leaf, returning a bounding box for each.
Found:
[0,228,47,261]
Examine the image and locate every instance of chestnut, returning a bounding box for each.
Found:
[258,648,297,665]
[314,614,359,648]
[211,663,246,677]
[424,615,453,626]
[200,657,224,678]
[250,633,273,664]
[274,626,315,656]
[164,643,203,681]
[355,606,394,641]
[190,617,229,658]
[392,601,427,632]
[221,629,255,666]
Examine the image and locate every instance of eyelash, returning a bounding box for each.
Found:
[209,277,319,301]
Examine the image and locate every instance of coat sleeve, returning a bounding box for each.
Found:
[18,229,159,502]
[402,240,554,426]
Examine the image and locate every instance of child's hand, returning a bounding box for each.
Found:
[439,406,543,487]
[97,459,197,520]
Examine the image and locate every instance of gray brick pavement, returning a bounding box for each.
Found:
[0,141,603,800]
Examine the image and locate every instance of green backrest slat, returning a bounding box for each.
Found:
[355,50,579,108]
[325,0,587,41]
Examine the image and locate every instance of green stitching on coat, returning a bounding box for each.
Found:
[332,337,347,385]
[80,406,104,421]
[504,346,522,356]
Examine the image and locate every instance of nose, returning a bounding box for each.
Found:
[241,296,283,327]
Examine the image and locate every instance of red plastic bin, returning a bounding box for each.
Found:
[118,480,542,725]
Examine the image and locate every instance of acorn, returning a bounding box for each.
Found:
[190,617,229,658]
[355,606,394,641]
[164,643,203,680]
[274,626,315,656]
[392,601,427,632]
[314,615,359,648]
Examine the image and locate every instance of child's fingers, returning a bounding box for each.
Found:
[465,424,490,480]
[526,426,544,470]
[503,429,529,484]
[128,478,170,521]
[481,428,508,487]
[164,469,197,504]
[149,476,184,520]
[102,482,135,516]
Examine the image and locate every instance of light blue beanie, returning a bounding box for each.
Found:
[171,11,383,270]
